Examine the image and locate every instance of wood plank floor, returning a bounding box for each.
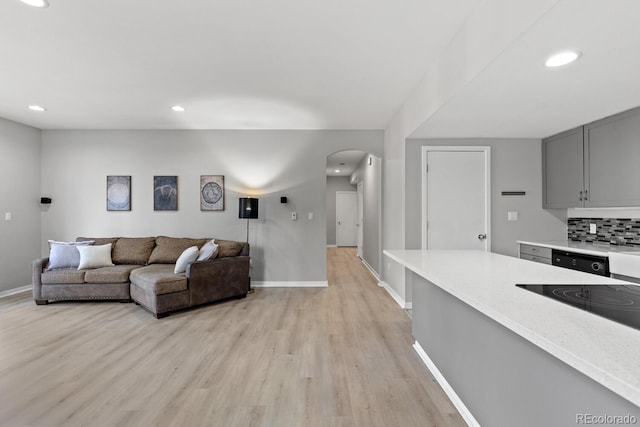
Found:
[0,248,465,427]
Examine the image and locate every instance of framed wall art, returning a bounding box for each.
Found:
[154,176,178,211]
[107,175,131,211]
[200,175,224,211]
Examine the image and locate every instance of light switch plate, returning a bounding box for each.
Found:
[4,212,12,221]
[507,211,518,221]
[308,212,313,220]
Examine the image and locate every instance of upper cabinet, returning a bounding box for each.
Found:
[543,107,640,209]
[585,108,640,207]
[542,127,584,208]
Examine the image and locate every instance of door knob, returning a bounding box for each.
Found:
[477,234,487,240]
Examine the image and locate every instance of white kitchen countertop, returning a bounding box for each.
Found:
[518,239,640,256]
[384,249,640,407]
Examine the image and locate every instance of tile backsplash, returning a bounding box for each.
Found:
[568,218,640,246]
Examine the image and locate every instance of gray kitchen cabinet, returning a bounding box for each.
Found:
[543,106,640,208]
[542,127,584,208]
[585,107,640,207]
[519,243,552,265]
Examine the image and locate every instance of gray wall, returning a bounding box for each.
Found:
[40,129,383,283]
[0,118,41,292]
[353,154,382,276]
[406,138,566,257]
[325,176,356,246]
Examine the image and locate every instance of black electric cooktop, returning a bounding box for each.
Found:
[516,284,640,331]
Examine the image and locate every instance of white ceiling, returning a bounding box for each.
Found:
[0,0,477,130]
[410,0,640,139]
[2,0,639,138]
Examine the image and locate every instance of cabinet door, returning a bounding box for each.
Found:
[585,107,640,207]
[543,127,584,208]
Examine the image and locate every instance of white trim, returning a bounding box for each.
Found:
[326,244,338,248]
[378,280,411,309]
[252,281,328,288]
[360,258,381,281]
[0,285,32,299]
[421,146,491,252]
[357,181,364,258]
[413,340,480,427]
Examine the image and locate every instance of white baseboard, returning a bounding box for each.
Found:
[326,245,337,248]
[378,280,411,309]
[413,340,480,427]
[0,285,32,299]
[252,281,328,288]
[360,258,381,281]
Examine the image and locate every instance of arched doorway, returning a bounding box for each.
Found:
[326,150,366,254]
[325,150,382,281]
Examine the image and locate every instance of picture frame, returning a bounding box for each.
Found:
[107,175,131,211]
[154,176,178,211]
[200,175,224,211]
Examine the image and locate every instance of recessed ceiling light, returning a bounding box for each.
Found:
[171,105,185,112]
[545,51,581,68]
[19,0,49,8]
[28,105,46,112]
[334,169,340,173]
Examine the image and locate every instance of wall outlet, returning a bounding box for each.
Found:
[507,211,518,221]
[4,212,12,221]
[589,223,597,234]
[291,212,297,221]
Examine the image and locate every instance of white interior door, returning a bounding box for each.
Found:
[336,191,358,247]
[422,147,491,251]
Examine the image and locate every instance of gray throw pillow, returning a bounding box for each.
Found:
[46,241,94,270]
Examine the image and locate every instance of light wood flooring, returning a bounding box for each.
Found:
[0,248,465,427]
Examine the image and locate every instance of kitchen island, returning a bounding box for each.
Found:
[384,249,640,427]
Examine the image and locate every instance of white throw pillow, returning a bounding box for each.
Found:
[175,246,199,274]
[197,240,219,261]
[77,244,114,270]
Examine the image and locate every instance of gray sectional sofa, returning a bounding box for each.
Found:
[32,236,250,318]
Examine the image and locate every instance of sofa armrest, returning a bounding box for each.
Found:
[186,256,250,306]
[32,257,49,301]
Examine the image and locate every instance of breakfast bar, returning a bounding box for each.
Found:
[384,249,640,427]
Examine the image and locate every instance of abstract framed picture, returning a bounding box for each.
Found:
[200,175,224,211]
[107,175,131,211]
[154,176,178,211]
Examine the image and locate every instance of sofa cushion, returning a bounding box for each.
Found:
[148,237,208,264]
[42,269,86,284]
[130,264,188,295]
[84,265,141,284]
[78,244,114,270]
[214,239,244,258]
[112,237,156,265]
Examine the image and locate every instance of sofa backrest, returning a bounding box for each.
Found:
[77,237,155,265]
[214,239,248,258]
[149,236,209,264]
[75,236,249,265]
